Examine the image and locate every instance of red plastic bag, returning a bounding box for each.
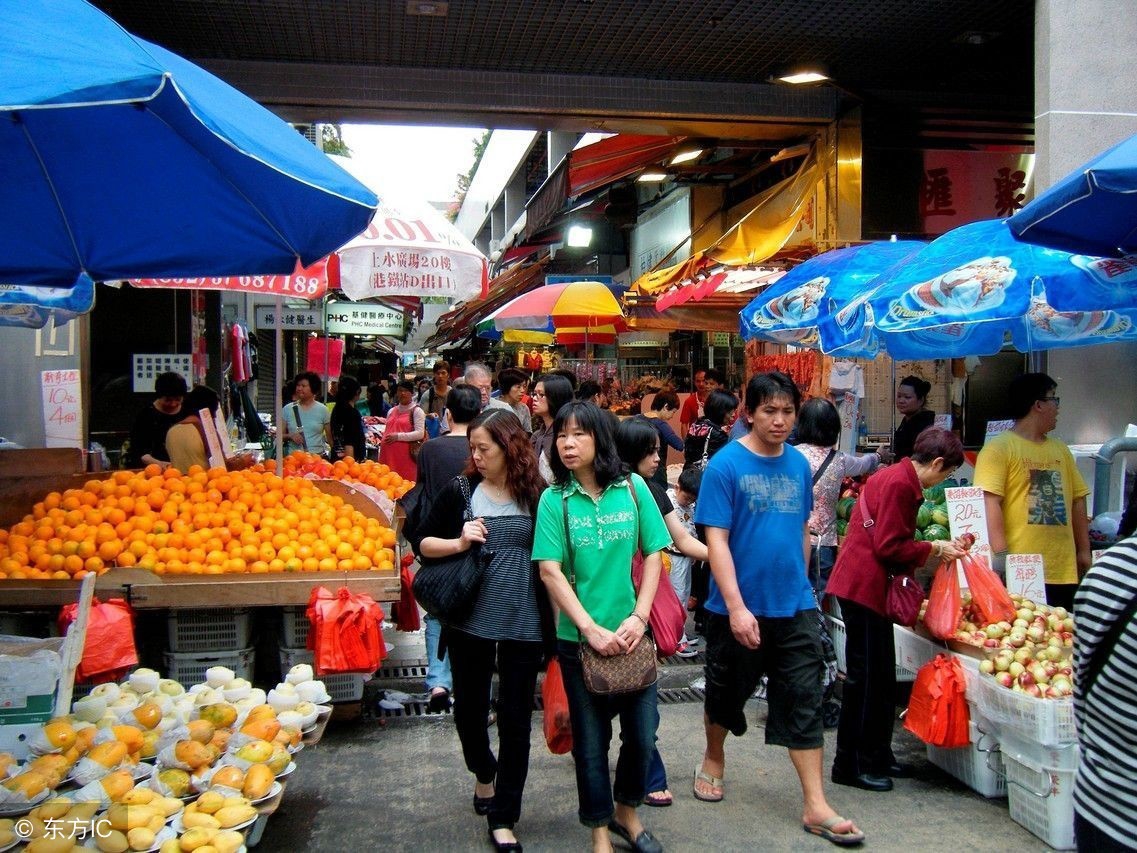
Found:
[306,586,387,675]
[960,553,1016,624]
[632,552,686,657]
[395,556,421,632]
[904,654,970,747]
[58,598,138,682]
[924,559,962,640]
[541,658,573,755]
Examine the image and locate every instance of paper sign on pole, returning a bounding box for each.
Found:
[934,413,952,431]
[945,486,991,561]
[198,408,227,470]
[1005,553,1047,604]
[985,419,1015,443]
[41,369,83,449]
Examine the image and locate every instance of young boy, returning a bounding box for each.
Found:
[667,467,702,656]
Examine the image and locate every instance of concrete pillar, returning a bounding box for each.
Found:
[1035,0,1137,510]
[547,131,576,173]
[504,170,526,233]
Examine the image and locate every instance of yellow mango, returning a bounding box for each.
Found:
[120,786,156,805]
[195,790,225,815]
[209,831,243,853]
[181,811,221,831]
[212,804,256,829]
[127,827,155,851]
[95,829,130,853]
[26,837,78,853]
[178,827,215,852]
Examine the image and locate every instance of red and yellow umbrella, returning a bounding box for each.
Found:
[491,280,627,331]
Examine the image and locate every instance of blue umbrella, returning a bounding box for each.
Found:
[864,219,1137,357]
[0,276,94,329]
[739,240,925,356]
[0,0,377,285]
[1008,134,1137,258]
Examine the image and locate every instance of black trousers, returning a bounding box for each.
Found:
[447,629,544,830]
[833,598,897,777]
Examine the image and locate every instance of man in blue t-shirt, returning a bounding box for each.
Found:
[692,372,864,846]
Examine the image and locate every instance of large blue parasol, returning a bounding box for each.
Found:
[0,0,377,285]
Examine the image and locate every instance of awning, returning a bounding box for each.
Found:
[424,260,549,348]
[632,150,821,295]
[653,268,786,311]
[569,134,685,197]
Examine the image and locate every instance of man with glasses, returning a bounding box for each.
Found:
[975,372,1091,610]
[463,362,514,416]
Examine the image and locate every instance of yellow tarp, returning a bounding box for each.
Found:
[633,151,821,295]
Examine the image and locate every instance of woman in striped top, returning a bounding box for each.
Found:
[416,409,552,852]
[1073,532,1137,851]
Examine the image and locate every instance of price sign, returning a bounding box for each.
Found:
[945,486,990,560]
[985,419,1015,443]
[41,369,83,449]
[934,413,952,430]
[1006,553,1047,604]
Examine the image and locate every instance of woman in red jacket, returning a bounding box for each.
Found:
[826,428,969,792]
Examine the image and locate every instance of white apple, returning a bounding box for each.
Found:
[995,672,1015,688]
[1027,626,1046,642]
[979,659,996,675]
[1009,661,1026,678]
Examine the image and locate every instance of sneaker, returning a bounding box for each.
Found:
[378,699,404,711]
[684,635,701,647]
[675,643,698,658]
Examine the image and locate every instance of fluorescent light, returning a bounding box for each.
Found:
[637,171,669,182]
[566,225,593,247]
[670,148,704,165]
[776,69,829,85]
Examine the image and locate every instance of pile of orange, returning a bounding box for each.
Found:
[281,452,414,500]
[0,465,398,581]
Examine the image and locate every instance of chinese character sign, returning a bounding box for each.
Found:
[920,151,1034,235]
[945,486,991,561]
[42,369,82,449]
[1005,553,1046,604]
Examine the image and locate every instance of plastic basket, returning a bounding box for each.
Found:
[279,646,367,703]
[166,609,251,652]
[281,607,310,649]
[163,648,255,688]
[824,615,915,682]
[926,712,1006,798]
[1003,743,1077,850]
[974,673,1077,745]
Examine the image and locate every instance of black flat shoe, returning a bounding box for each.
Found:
[428,688,451,713]
[487,827,522,852]
[830,770,893,792]
[473,792,494,815]
[884,761,916,778]
[607,820,663,853]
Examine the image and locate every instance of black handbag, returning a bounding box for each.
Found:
[411,476,486,624]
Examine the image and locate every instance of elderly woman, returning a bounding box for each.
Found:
[826,427,970,792]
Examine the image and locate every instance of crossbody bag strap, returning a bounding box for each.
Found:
[812,449,837,487]
[1081,590,1137,699]
[561,494,584,646]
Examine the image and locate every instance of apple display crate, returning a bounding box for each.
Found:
[824,615,916,682]
[281,607,310,649]
[279,646,367,703]
[925,713,1006,798]
[1001,736,1078,850]
[167,608,252,653]
[164,648,255,687]
[973,674,1077,745]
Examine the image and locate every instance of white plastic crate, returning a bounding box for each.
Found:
[926,713,1006,798]
[974,673,1077,746]
[1003,740,1078,850]
[164,648,255,687]
[281,607,310,649]
[279,646,367,703]
[824,615,915,682]
[167,608,251,652]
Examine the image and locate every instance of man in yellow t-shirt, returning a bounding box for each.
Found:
[974,373,1090,611]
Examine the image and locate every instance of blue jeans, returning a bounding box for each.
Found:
[645,701,668,792]
[424,615,452,691]
[557,640,657,827]
[809,545,838,596]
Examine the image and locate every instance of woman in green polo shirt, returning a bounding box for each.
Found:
[534,401,672,853]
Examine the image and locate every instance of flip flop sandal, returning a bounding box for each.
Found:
[644,790,672,807]
[692,768,724,802]
[803,815,865,846]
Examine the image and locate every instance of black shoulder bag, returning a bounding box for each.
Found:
[411,476,488,624]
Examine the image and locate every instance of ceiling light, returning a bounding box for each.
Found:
[566,225,593,248]
[406,1,448,16]
[773,64,830,85]
[670,147,704,166]
[637,171,669,182]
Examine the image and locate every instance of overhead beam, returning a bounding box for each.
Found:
[200,60,839,137]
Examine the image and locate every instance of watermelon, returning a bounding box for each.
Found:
[836,497,857,520]
[835,519,848,537]
[923,483,947,503]
[923,523,951,541]
[930,506,950,527]
[916,501,936,530]
[913,528,924,542]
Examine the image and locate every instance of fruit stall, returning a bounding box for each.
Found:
[0,447,407,713]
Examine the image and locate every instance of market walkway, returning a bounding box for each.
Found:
[258,693,1057,852]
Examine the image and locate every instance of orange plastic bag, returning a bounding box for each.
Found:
[306,586,387,675]
[904,654,970,748]
[541,659,573,755]
[58,598,138,683]
[960,553,1016,624]
[395,556,421,632]
[924,559,962,640]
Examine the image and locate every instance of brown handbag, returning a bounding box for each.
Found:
[860,478,925,627]
[561,494,658,695]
